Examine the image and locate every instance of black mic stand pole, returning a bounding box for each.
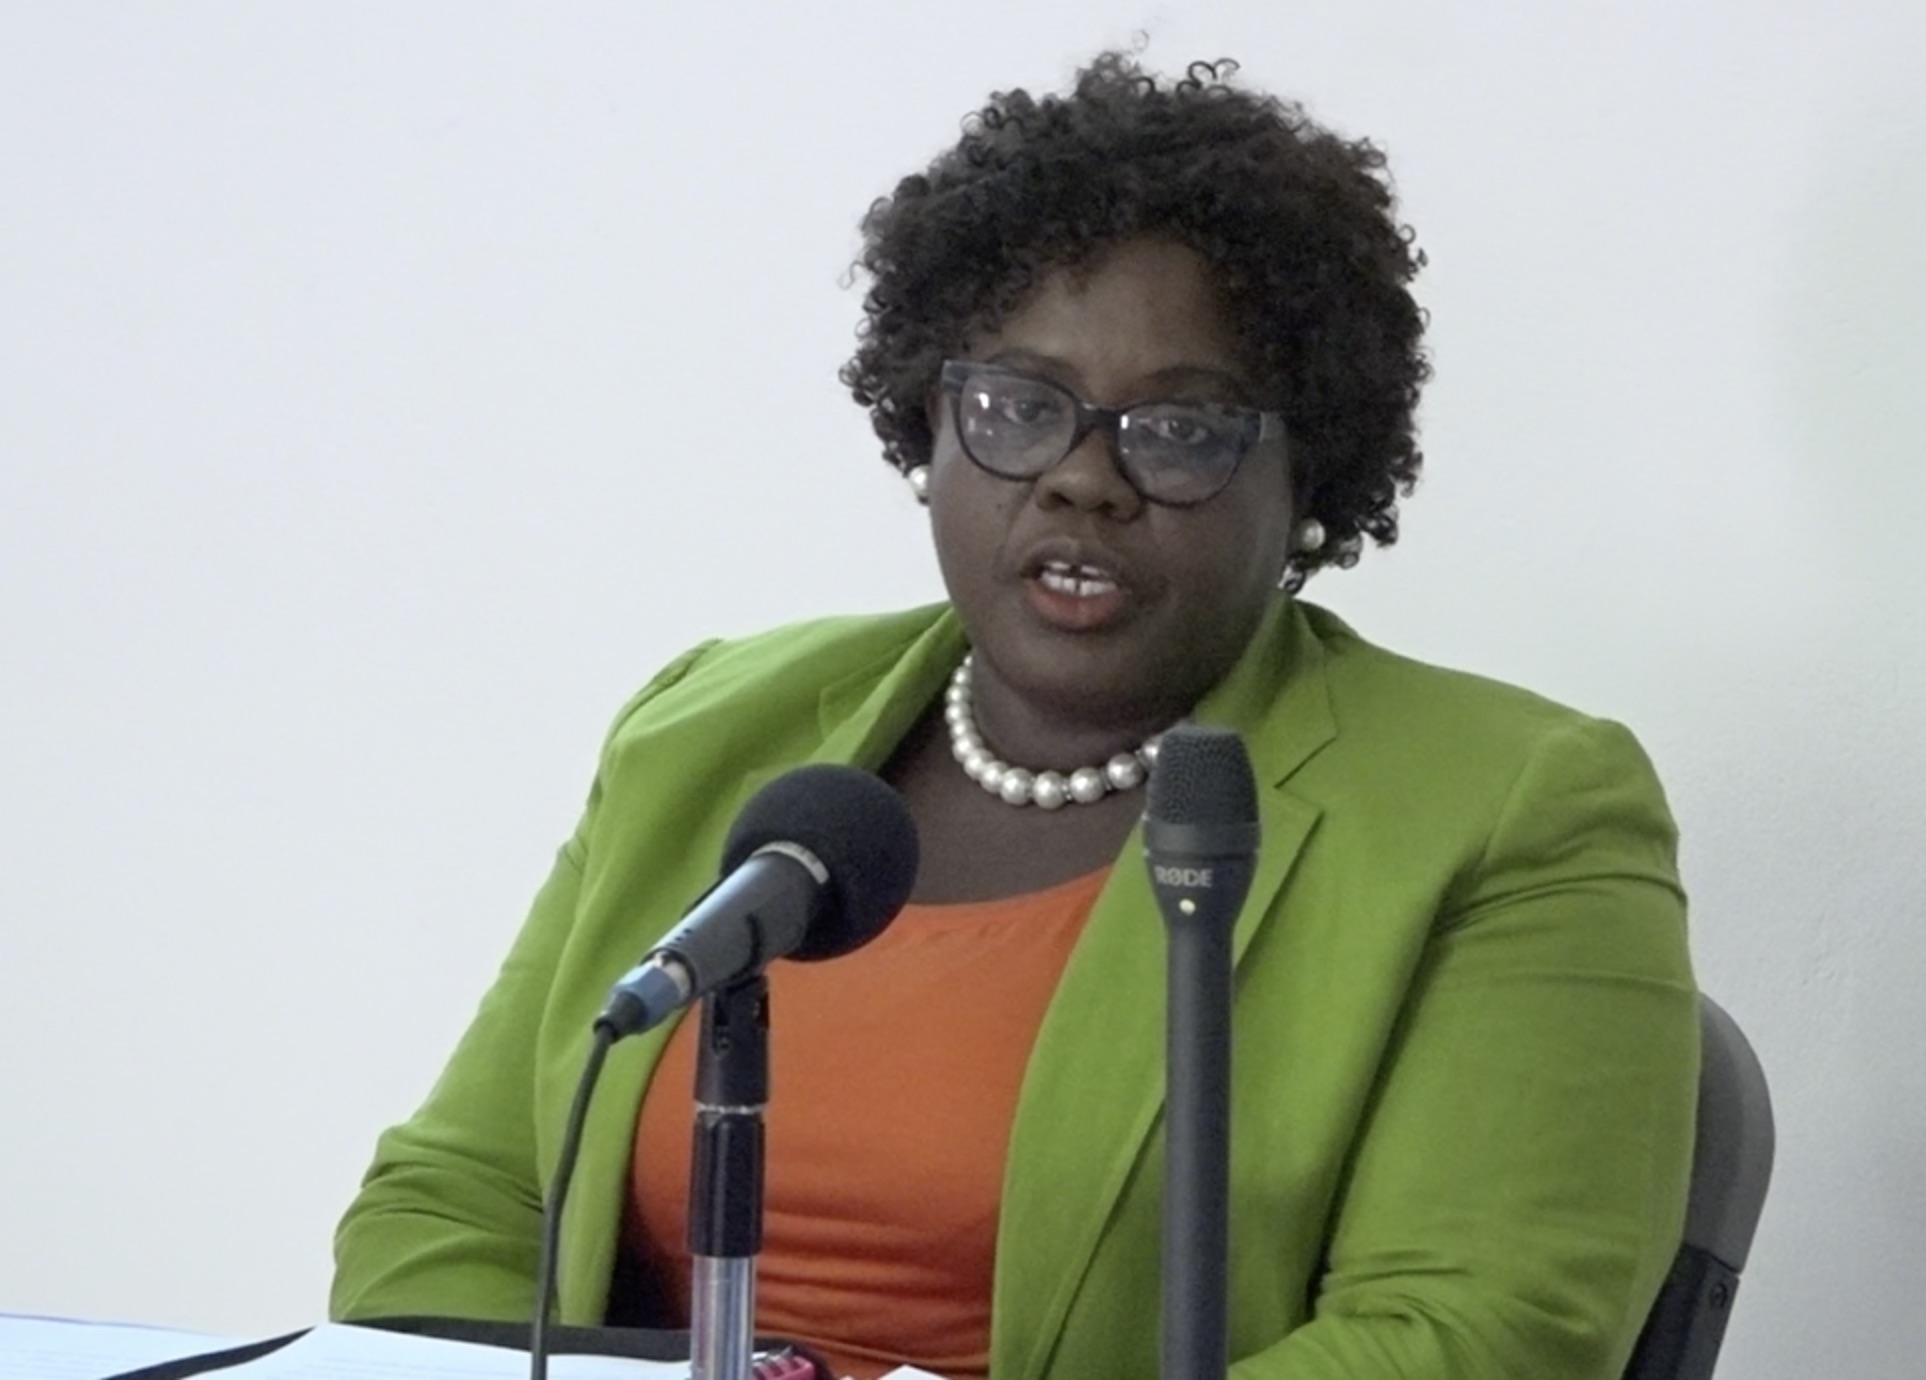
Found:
[1162,877,1234,1380]
[688,974,769,1380]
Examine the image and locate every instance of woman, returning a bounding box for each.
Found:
[331,55,1697,1380]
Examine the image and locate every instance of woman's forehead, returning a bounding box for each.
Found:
[965,239,1251,392]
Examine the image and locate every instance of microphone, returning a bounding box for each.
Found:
[1145,724,1260,923]
[596,764,920,1039]
[1144,724,1258,1380]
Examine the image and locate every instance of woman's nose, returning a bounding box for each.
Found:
[1033,425,1144,519]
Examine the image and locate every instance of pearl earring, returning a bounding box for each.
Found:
[905,465,931,504]
[1293,517,1326,553]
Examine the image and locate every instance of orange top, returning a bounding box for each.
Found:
[625,868,1110,1380]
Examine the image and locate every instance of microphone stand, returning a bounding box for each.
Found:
[688,974,769,1380]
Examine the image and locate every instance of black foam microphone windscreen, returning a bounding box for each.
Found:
[598,764,920,1038]
[720,763,921,961]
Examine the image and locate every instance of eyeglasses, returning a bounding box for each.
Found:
[938,359,1284,508]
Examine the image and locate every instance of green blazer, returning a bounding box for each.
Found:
[331,598,1697,1380]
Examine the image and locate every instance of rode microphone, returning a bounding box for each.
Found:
[596,764,921,1039]
[1144,724,1259,1380]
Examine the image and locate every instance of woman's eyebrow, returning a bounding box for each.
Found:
[979,349,1252,399]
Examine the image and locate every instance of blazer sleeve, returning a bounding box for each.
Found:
[328,836,586,1322]
[328,640,716,1324]
[1242,716,1699,1379]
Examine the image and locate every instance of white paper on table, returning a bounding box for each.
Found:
[0,1315,949,1380]
[216,1322,688,1377]
[0,1313,236,1379]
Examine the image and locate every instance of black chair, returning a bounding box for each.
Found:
[1624,995,1775,1380]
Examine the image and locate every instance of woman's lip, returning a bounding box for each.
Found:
[1019,543,1133,587]
[1024,572,1131,631]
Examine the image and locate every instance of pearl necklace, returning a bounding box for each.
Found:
[945,655,1163,809]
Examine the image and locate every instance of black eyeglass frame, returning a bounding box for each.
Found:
[937,358,1286,508]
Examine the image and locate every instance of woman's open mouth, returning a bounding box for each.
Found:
[1026,559,1130,631]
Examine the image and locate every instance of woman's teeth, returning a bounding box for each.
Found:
[1037,561,1118,597]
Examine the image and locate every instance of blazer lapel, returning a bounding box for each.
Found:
[991,598,1336,1380]
[814,609,970,770]
[706,608,967,810]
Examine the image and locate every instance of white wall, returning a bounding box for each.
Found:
[2,3,1920,1374]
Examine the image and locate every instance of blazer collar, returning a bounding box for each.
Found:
[816,608,970,768]
[803,596,1338,787]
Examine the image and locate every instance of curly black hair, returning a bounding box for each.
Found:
[841,53,1429,586]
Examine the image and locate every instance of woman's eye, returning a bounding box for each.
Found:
[993,392,1063,427]
[1140,410,1217,446]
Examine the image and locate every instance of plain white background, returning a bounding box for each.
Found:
[2,3,1921,1375]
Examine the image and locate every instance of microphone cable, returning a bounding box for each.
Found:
[529,1022,615,1380]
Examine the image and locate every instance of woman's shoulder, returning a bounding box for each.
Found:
[1279,603,1682,910]
[1287,601,1673,827]
[1302,601,1633,744]
[599,604,958,750]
